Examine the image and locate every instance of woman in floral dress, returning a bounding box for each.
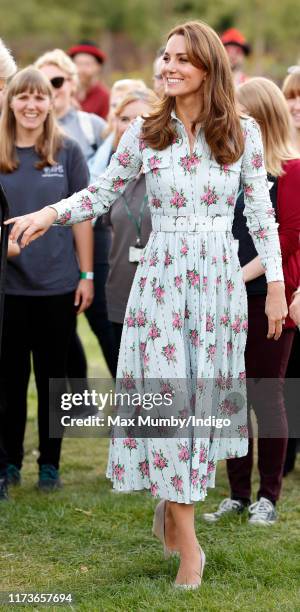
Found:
[7,22,287,588]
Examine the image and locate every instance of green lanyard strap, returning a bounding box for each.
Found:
[120,194,148,245]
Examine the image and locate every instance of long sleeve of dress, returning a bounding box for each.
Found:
[241,118,284,283]
[50,118,143,225]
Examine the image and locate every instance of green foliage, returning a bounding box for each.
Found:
[1,0,300,91]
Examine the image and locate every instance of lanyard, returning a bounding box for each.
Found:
[120,194,148,245]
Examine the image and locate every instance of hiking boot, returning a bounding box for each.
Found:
[37,464,62,491]
[202,498,247,522]
[7,464,21,486]
[248,497,277,526]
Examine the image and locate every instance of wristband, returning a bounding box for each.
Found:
[80,271,94,280]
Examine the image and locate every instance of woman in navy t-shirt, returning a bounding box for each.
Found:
[0,67,93,490]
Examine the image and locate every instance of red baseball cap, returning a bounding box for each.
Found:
[220,28,251,56]
[68,41,107,64]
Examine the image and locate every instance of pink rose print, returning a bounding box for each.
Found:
[80,195,92,211]
[238,370,246,382]
[243,183,254,200]
[206,343,216,362]
[231,316,242,334]
[162,343,177,364]
[148,155,162,176]
[253,228,267,241]
[242,319,248,332]
[207,460,215,474]
[125,308,136,328]
[164,250,174,266]
[138,277,147,295]
[189,329,200,347]
[206,314,215,333]
[87,185,98,193]
[117,148,132,168]
[226,193,235,207]
[150,481,159,496]
[191,469,200,487]
[60,210,72,224]
[219,398,240,416]
[112,176,125,191]
[136,309,147,327]
[151,196,162,209]
[160,382,175,396]
[251,151,263,170]
[180,239,189,256]
[184,306,191,319]
[200,186,218,206]
[153,450,168,470]
[138,459,150,478]
[200,475,207,491]
[174,274,183,293]
[187,268,200,290]
[113,462,125,482]
[170,188,187,210]
[171,474,184,493]
[179,153,201,174]
[148,322,161,340]
[151,279,165,304]
[216,371,233,390]
[227,280,235,295]
[202,276,208,293]
[123,437,138,451]
[199,444,208,463]
[220,311,230,327]
[149,250,159,267]
[212,256,217,265]
[178,443,190,462]
[120,371,136,390]
[220,164,230,174]
[172,311,183,330]
[238,425,248,438]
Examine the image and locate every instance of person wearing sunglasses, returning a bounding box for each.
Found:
[35,49,106,162]
[35,49,118,381]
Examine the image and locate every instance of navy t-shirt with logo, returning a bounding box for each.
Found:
[1,137,89,296]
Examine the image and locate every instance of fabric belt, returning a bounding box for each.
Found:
[151,214,232,233]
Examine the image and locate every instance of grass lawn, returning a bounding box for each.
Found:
[1,316,300,612]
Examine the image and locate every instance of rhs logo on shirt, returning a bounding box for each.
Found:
[41,164,64,178]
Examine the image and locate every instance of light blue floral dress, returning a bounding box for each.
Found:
[52,113,283,503]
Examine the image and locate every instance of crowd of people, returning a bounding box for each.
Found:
[0,19,299,589]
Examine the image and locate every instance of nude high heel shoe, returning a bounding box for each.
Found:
[173,547,206,590]
[152,499,178,559]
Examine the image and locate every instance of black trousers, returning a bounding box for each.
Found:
[0,293,76,470]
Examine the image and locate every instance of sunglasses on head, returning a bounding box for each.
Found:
[50,76,68,89]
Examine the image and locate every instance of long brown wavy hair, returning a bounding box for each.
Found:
[0,66,63,173]
[142,21,244,165]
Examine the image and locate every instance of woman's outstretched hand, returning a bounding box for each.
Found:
[265,281,288,340]
[5,206,58,248]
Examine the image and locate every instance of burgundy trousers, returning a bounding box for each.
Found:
[226,295,294,503]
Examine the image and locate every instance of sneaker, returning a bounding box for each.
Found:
[248,497,277,526]
[37,464,62,491]
[202,498,246,522]
[0,477,8,501]
[7,464,21,486]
